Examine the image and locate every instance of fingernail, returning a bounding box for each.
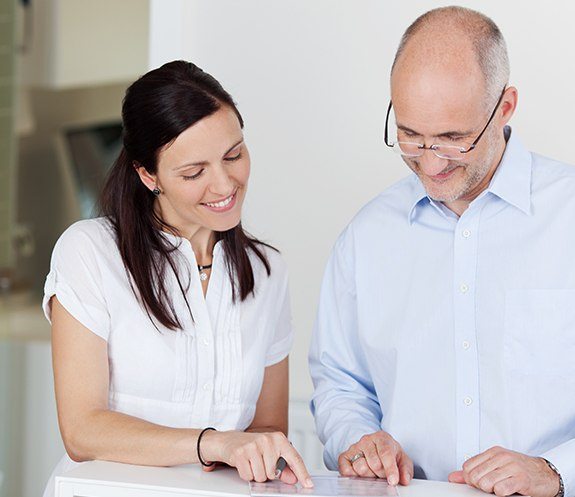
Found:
[388,476,398,486]
[305,478,314,488]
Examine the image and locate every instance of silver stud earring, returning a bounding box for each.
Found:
[152,187,161,197]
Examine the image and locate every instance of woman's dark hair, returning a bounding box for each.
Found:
[98,60,272,330]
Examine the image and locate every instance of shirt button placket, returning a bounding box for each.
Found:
[453,215,482,467]
[182,241,216,427]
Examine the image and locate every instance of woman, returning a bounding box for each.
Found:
[42,60,312,497]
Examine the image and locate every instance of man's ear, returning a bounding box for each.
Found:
[499,86,518,127]
[133,163,158,192]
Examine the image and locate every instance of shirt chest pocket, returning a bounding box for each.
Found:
[503,289,575,445]
[502,290,575,438]
[504,289,575,376]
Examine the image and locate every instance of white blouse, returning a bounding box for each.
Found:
[42,217,293,497]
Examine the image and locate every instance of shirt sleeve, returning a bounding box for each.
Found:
[264,255,294,367]
[42,222,111,341]
[541,439,575,497]
[309,226,382,470]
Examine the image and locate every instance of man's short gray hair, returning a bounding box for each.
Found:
[391,6,510,107]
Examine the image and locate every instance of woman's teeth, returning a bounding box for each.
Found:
[205,194,234,208]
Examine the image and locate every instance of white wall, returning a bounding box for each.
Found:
[149,1,575,400]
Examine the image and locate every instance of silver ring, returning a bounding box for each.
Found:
[349,452,365,464]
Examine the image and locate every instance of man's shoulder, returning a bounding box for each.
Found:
[351,173,421,228]
[530,153,575,208]
[531,153,575,183]
[330,174,421,253]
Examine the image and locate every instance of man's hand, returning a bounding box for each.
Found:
[338,431,413,485]
[448,446,560,497]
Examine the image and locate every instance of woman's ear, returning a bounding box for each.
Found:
[133,163,158,192]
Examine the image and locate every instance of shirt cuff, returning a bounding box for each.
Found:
[541,439,575,497]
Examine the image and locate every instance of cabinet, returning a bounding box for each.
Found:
[21,0,149,89]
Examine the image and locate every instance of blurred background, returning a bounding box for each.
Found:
[1,1,574,496]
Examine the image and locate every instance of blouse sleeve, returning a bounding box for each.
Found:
[42,222,111,341]
[264,257,294,367]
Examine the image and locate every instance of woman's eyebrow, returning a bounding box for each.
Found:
[224,139,244,155]
[173,160,207,170]
[172,139,244,171]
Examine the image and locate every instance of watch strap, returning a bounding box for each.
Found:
[543,458,565,497]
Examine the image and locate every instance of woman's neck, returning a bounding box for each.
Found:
[154,202,215,265]
[188,227,216,266]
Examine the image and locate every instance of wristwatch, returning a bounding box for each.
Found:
[543,458,565,497]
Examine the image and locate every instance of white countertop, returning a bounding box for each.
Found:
[57,461,250,496]
[56,460,488,497]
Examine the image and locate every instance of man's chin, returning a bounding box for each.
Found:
[423,182,464,203]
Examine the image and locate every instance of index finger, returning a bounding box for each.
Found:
[281,445,314,488]
[463,448,501,476]
[374,440,400,485]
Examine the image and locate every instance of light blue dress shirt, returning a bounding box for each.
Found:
[309,128,575,495]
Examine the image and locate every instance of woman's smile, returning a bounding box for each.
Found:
[201,189,238,212]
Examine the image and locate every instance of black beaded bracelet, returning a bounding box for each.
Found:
[197,427,216,467]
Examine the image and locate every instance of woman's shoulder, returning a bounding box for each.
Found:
[248,241,288,283]
[54,217,117,257]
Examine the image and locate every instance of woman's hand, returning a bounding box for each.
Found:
[202,430,313,487]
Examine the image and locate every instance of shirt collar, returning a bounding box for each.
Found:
[159,229,224,257]
[485,127,532,216]
[407,178,431,224]
[407,126,532,224]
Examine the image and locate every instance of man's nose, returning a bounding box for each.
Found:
[417,149,450,176]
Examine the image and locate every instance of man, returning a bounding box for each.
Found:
[309,7,575,497]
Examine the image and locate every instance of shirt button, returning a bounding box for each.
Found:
[464,396,473,406]
[462,229,471,238]
[203,383,212,391]
[202,338,210,346]
[460,284,469,293]
[462,340,470,350]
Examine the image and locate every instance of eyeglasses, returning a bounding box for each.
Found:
[383,87,507,160]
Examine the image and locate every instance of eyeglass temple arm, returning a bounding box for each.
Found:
[460,86,507,154]
[384,100,394,147]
